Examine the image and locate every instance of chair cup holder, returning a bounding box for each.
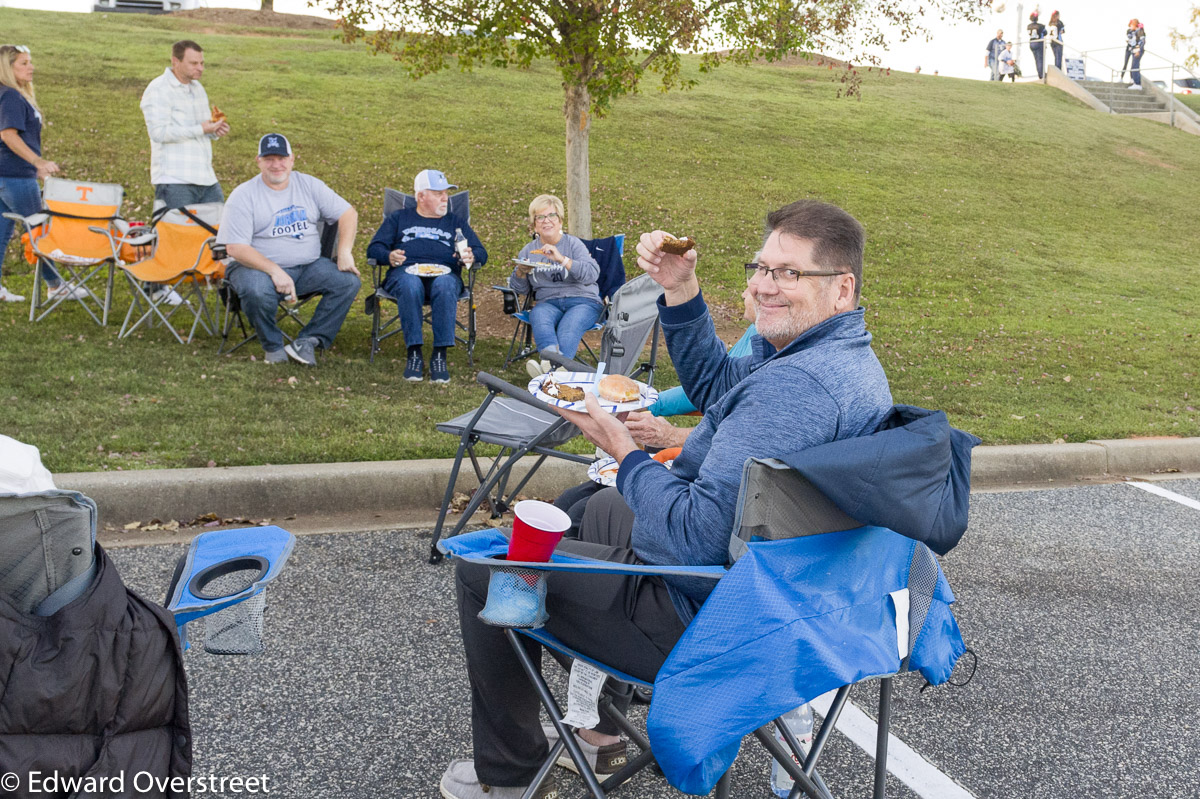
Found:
[477,559,549,629]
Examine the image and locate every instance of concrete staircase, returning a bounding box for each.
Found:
[1083,81,1171,114]
[1045,65,1200,136]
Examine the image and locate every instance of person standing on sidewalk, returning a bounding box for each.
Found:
[1027,12,1047,79]
[1126,21,1146,89]
[0,44,83,304]
[140,40,230,305]
[1047,11,1065,71]
[984,29,1005,81]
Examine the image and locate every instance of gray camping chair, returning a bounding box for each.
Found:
[427,274,664,563]
[0,490,98,616]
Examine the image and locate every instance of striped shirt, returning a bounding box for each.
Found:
[139,68,218,186]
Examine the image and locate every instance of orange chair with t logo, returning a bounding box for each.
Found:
[1,177,125,326]
[112,203,224,344]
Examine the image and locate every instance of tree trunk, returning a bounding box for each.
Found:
[563,81,592,239]
[261,0,274,11]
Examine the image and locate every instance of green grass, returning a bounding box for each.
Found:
[1,8,1198,473]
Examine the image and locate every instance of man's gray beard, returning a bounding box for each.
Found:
[753,302,829,346]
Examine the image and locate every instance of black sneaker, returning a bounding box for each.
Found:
[404,350,425,382]
[430,351,450,384]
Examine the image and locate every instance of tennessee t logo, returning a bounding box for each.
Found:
[76,186,93,201]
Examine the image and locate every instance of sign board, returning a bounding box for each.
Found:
[1066,58,1086,81]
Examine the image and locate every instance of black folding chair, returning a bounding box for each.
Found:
[217,222,337,355]
[496,234,626,369]
[365,189,477,365]
[428,274,664,563]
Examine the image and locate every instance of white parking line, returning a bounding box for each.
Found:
[1127,481,1200,511]
[811,690,977,799]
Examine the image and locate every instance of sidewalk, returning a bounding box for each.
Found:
[58,437,1200,541]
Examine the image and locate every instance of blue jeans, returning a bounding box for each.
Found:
[1129,52,1142,86]
[226,257,361,353]
[1030,43,1044,79]
[528,296,603,359]
[0,176,58,285]
[153,183,224,208]
[383,269,463,348]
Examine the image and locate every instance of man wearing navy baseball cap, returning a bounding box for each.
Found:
[216,133,360,366]
[366,168,487,383]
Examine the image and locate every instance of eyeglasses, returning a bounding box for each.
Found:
[744,263,846,288]
[533,212,559,222]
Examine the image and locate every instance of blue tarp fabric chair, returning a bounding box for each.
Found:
[365,188,476,364]
[496,234,626,369]
[428,273,664,563]
[437,443,971,798]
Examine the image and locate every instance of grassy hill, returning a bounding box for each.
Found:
[1,8,1198,472]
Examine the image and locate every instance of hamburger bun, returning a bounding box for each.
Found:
[211,105,226,123]
[598,374,640,403]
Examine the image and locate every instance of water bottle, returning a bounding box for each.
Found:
[454,227,470,262]
[769,703,813,798]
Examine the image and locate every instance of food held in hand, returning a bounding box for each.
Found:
[598,374,640,403]
[211,105,226,123]
[529,248,547,255]
[660,235,696,255]
[542,377,585,403]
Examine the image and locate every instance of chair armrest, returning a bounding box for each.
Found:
[119,232,157,247]
[475,371,560,413]
[544,350,593,373]
[491,285,518,296]
[3,211,48,229]
[112,218,131,235]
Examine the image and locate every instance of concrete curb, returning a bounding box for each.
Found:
[56,438,1200,531]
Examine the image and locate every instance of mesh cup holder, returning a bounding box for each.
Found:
[188,557,269,655]
[477,561,550,629]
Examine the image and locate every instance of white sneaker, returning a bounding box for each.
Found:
[526,359,546,379]
[1127,83,1142,90]
[0,284,25,302]
[150,286,184,306]
[47,283,89,300]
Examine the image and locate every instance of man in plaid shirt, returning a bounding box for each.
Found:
[140,40,229,210]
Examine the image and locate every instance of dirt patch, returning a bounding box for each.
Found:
[167,8,337,31]
[1120,147,1177,171]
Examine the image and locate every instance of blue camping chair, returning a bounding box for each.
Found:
[438,458,968,799]
[496,234,625,369]
[365,189,476,365]
[165,525,296,654]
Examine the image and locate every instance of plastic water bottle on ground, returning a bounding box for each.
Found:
[770,703,814,798]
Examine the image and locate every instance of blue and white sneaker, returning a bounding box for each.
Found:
[404,350,425,382]
[430,351,450,384]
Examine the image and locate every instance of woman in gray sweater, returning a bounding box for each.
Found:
[509,193,602,363]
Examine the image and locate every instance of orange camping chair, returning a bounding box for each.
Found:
[3,177,125,326]
[115,203,224,344]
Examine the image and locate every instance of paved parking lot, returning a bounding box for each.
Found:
[110,478,1200,799]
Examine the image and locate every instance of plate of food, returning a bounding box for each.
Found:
[588,456,621,487]
[405,263,452,277]
[529,371,659,414]
[512,257,562,271]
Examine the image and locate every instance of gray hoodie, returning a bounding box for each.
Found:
[509,233,601,303]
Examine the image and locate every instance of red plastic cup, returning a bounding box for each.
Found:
[507,500,571,562]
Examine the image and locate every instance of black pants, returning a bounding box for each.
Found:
[455,488,686,786]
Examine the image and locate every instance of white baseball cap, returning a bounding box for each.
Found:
[414,169,457,193]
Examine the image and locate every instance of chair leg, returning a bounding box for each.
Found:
[873,677,893,799]
[753,726,826,799]
[505,629,610,799]
[714,768,733,799]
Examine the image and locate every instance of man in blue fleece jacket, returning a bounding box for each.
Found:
[440,200,894,799]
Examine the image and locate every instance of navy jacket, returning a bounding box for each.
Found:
[778,404,980,555]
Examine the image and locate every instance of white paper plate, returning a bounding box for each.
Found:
[512,257,561,271]
[588,456,620,487]
[405,263,451,277]
[529,371,659,414]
